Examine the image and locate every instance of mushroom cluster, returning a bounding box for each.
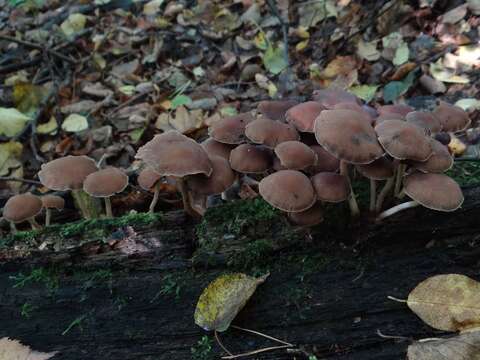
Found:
[2,88,471,232]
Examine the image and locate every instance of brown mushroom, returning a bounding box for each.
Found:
[259,170,316,212]
[356,158,394,212]
[432,101,471,133]
[333,102,375,125]
[245,117,299,148]
[257,100,299,121]
[3,193,42,232]
[229,144,272,174]
[306,145,340,174]
[208,112,254,144]
[285,101,325,132]
[135,130,213,217]
[377,172,463,220]
[377,104,414,117]
[41,195,65,226]
[187,156,236,196]
[288,202,324,226]
[38,155,100,219]
[409,138,453,174]
[201,137,235,161]
[83,167,129,217]
[405,111,442,134]
[274,141,316,170]
[311,172,350,203]
[137,167,164,213]
[312,88,360,109]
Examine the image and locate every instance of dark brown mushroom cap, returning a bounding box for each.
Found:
[272,155,287,171]
[41,195,65,210]
[3,193,42,223]
[137,167,162,191]
[312,88,360,109]
[274,141,316,170]
[406,111,442,134]
[333,102,375,125]
[375,119,432,161]
[404,172,463,211]
[285,101,325,132]
[356,157,394,180]
[257,100,299,121]
[311,172,350,203]
[259,170,316,212]
[229,144,272,173]
[201,137,235,161]
[288,202,324,226]
[83,167,129,197]
[187,156,236,195]
[306,145,340,174]
[374,113,405,126]
[38,155,98,191]
[410,138,453,173]
[377,104,414,117]
[314,109,384,164]
[135,130,213,177]
[245,117,300,148]
[432,102,471,132]
[208,112,254,144]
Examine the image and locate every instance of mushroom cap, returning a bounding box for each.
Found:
[187,156,236,195]
[432,101,471,132]
[356,157,394,180]
[201,137,235,161]
[83,167,129,197]
[375,119,432,161]
[208,112,254,144]
[229,144,272,174]
[311,172,350,203]
[404,172,463,212]
[257,100,299,121]
[3,193,42,223]
[410,138,453,173]
[259,170,316,212]
[245,117,299,148]
[274,141,317,170]
[288,202,324,226]
[406,111,442,134]
[312,88,360,109]
[314,109,384,164]
[41,195,65,210]
[137,167,162,191]
[374,112,405,126]
[285,101,325,132]
[135,130,213,177]
[333,102,375,125]
[377,104,414,117]
[306,145,340,174]
[38,155,98,191]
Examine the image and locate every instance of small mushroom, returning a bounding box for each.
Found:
[377,104,414,117]
[356,158,394,212]
[259,170,316,212]
[333,102,375,125]
[83,167,129,217]
[285,101,325,132]
[288,202,324,226]
[188,156,236,196]
[208,112,254,144]
[306,145,340,174]
[432,101,471,133]
[312,88,360,109]
[311,172,350,203]
[41,195,65,226]
[201,137,235,161]
[377,172,463,220]
[257,100,299,121]
[229,144,272,174]
[137,167,163,213]
[38,155,100,219]
[3,193,42,232]
[409,138,453,174]
[274,141,316,170]
[245,117,299,148]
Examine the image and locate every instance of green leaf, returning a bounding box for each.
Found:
[263,44,288,75]
[171,94,192,110]
[0,108,31,137]
[383,71,416,103]
[61,114,89,133]
[349,84,379,103]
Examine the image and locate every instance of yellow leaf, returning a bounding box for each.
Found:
[60,13,87,37]
[0,141,22,176]
[0,108,31,137]
[448,135,467,156]
[194,273,269,332]
[407,274,480,332]
[37,116,58,135]
[254,32,268,50]
[296,39,309,52]
[13,83,46,115]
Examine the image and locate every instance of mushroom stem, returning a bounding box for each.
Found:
[369,179,377,212]
[149,182,161,213]
[45,208,52,226]
[28,217,42,230]
[104,197,113,218]
[175,177,202,218]
[376,177,395,213]
[9,221,17,234]
[394,163,406,197]
[376,200,420,221]
[340,161,360,218]
[71,189,101,219]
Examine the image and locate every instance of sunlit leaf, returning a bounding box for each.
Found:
[37,117,58,135]
[0,108,31,137]
[455,98,480,111]
[430,59,469,84]
[13,83,45,116]
[349,84,378,103]
[171,94,192,110]
[263,44,287,75]
[60,13,87,37]
[61,114,89,133]
[0,141,22,176]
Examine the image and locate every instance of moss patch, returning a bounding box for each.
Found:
[447,161,480,186]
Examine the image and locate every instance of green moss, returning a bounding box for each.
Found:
[447,161,480,186]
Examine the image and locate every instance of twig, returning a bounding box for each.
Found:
[0,57,42,75]
[0,177,42,186]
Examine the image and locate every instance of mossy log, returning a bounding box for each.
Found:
[1,186,480,359]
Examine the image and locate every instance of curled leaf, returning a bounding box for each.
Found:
[407,331,480,360]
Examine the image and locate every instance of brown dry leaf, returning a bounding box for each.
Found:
[155,106,205,134]
[391,62,417,80]
[407,274,480,332]
[321,56,357,79]
[407,331,480,360]
[0,337,57,360]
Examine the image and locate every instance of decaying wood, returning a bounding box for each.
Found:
[1,186,480,359]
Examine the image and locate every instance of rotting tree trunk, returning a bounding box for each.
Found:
[1,186,480,359]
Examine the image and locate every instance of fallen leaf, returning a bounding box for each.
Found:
[467,0,480,15]
[60,13,87,37]
[407,331,480,360]
[143,0,164,16]
[455,98,480,111]
[0,337,57,360]
[263,43,288,75]
[0,108,31,137]
[61,114,89,133]
[407,274,480,332]
[13,83,46,116]
[430,59,469,84]
[383,71,416,103]
[194,273,269,332]
[448,135,467,156]
[37,116,58,135]
[349,84,378,103]
[441,4,468,24]
[298,0,337,28]
[356,39,381,61]
[0,141,23,176]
